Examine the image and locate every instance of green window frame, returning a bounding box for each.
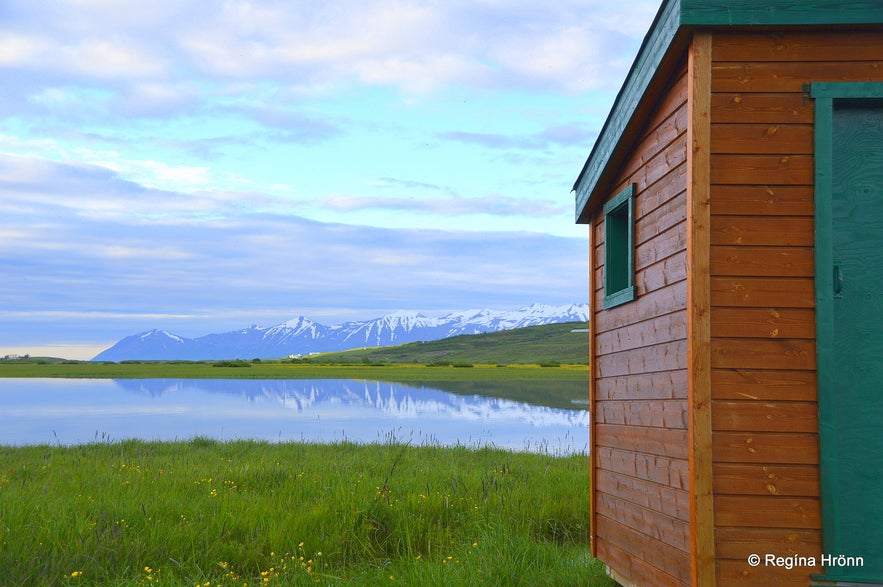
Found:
[602,183,636,309]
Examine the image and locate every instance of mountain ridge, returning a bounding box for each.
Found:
[92,303,589,362]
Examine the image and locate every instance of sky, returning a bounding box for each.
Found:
[0,0,659,359]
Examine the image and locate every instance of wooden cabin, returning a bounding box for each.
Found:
[572,2,883,586]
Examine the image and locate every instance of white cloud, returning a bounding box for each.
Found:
[3,0,654,98]
[322,193,565,217]
[0,152,587,345]
[0,33,51,65]
[0,0,654,347]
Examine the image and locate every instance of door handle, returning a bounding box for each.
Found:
[834,264,843,297]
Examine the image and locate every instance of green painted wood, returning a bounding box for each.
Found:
[573,0,883,223]
[812,83,883,584]
[812,82,883,99]
[681,0,883,26]
[602,184,637,309]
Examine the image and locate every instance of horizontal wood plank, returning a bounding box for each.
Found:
[592,213,687,266]
[714,495,821,529]
[713,431,818,464]
[595,339,688,377]
[596,525,689,587]
[593,281,686,334]
[711,400,817,433]
[711,338,816,370]
[710,154,813,185]
[596,311,687,355]
[595,469,690,520]
[711,307,815,339]
[596,492,691,552]
[714,526,822,560]
[596,423,689,459]
[636,191,687,247]
[711,215,813,246]
[715,559,819,586]
[711,184,813,216]
[636,160,687,220]
[636,251,688,294]
[711,245,814,277]
[712,31,883,63]
[711,276,814,308]
[630,135,689,197]
[711,368,817,402]
[596,446,690,489]
[596,399,689,429]
[711,123,812,155]
[595,370,688,401]
[636,220,687,272]
[619,99,688,186]
[711,61,883,93]
[711,93,812,124]
[712,463,819,497]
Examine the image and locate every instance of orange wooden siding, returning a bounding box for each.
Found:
[709,29,883,586]
[591,62,692,587]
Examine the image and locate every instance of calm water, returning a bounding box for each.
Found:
[0,378,588,454]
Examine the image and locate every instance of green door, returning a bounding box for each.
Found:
[813,83,883,584]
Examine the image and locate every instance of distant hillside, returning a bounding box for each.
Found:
[93,303,588,361]
[311,321,589,365]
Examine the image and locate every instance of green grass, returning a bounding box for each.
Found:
[314,322,589,365]
[0,439,614,587]
[0,362,587,382]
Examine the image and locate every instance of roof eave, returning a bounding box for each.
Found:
[573,0,883,224]
[573,0,682,223]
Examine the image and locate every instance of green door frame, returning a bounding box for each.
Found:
[811,81,883,584]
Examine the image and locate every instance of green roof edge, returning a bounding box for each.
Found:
[573,0,680,223]
[573,0,883,223]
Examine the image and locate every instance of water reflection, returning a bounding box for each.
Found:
[0,379,588,454]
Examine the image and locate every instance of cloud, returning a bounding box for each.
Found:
[0,0,656,347]
[0,153,587,344]
[1,1,655,106]
[439,122,598,151]
[214,101,344,144]
[321,193,564,217]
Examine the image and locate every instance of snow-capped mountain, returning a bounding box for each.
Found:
[92,303,589,362]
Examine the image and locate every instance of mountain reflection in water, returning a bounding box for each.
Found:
[0,378,588,454]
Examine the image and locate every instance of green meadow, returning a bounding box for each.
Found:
[0,361,587,382]
[0,323,603,585]
[0,439,613,587]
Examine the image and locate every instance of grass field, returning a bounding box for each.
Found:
[0,361,588,382]
[314,322,589,365]
[0,439,613,587]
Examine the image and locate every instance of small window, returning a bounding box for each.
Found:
[602,183,636,309]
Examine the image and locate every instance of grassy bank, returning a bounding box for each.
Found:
[0,439,612,587]
[315,322,590,365]
[0,361,588,382]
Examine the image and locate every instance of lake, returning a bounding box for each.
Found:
[0,378,589,454]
